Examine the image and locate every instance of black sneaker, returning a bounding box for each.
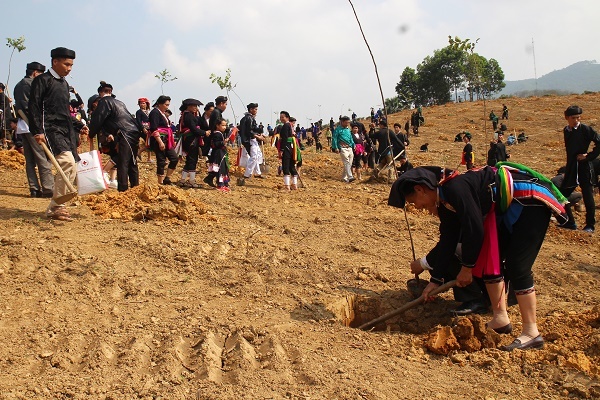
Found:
[557,223,577,230]
[583,225,595,233]
[30,189,41,198]
[163,177,173,185]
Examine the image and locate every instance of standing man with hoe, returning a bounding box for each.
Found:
[29,47,83,221]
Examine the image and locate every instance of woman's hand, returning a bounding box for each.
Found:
[422,282,439,302]
[410,259,424,275]
[456,266,473,287]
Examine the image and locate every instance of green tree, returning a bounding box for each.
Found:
[395,67,418,109]
[384,96,402,114]
[415,45,464,105]
[480,58,505,98]
[154,69,177,95]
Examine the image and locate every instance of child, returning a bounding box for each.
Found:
[461,132,474,170]
[208,117,231,192]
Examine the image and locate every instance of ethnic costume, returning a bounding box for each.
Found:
[149,107,178,181]
[462,142,474,170]
[239,106,264,179]
[14,62,54,197]
[89,96,142,191]
[278,121,299,188]
[208,130,230,190]
[29,48,79,219]
[178,98,206,188]
[559,119,600,230]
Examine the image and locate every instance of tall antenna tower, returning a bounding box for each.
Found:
[532,38,538,95]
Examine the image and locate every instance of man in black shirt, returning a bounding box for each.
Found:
[14,61,54,197]
[559,106,600,232]
[89,84,142,192]
[29,47,83,221]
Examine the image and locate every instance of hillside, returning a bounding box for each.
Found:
[500,60,600,96]
[0,93,598,399]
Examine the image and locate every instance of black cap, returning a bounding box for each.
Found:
[215,95,228,104]
[87,94,100,110]
[179,98,203,112]
[50,47,76,59]
[564,105,583,116]
[247,102,258,110]
[27,62,46,72]
[388,167,447,208]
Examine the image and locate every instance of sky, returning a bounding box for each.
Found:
[2,0,599,127]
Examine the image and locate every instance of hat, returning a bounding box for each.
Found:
[137,97,150,107]
[50,47,76,59]
[388,166,447,208]
[152,95,171,107]
[564,105,582,116]
[97,81,113,94]
[464,132,472,140]
[340,116,350,121]
[247,102,258,110]
[27,62,46,72]
[87,94,100,110]
[215,95,228,104]
[179,98,203,112]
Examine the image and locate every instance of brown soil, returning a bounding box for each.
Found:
[0,149,25,170]
[0,93,599,399]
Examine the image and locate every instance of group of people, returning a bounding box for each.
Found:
[4,46,600,355]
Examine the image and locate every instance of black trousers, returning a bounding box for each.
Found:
[117,136,139,192]
[281,151,297,176]
[497,205,551,292]
[154,148,178,175]
[561,183,596,227]
[183,137,200,172]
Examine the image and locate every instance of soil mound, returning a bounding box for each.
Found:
[0,150,25,170]
[82,183,209,221]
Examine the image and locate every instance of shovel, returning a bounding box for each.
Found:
[40,142,78,204]
[259,141,270,174]
[358,280,457,330]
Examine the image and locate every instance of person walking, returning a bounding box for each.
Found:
[13,61,54,198]
[331,116,355,183]
[239,102,265,183]
[29,47,83,221]
[89,84,143,192]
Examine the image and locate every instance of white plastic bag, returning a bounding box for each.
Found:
[237,147,249,168]
[76,150,108,195]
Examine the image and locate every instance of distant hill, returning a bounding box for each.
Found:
[499,60,600,97]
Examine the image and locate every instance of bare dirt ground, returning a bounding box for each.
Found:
[0,93,599,399]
